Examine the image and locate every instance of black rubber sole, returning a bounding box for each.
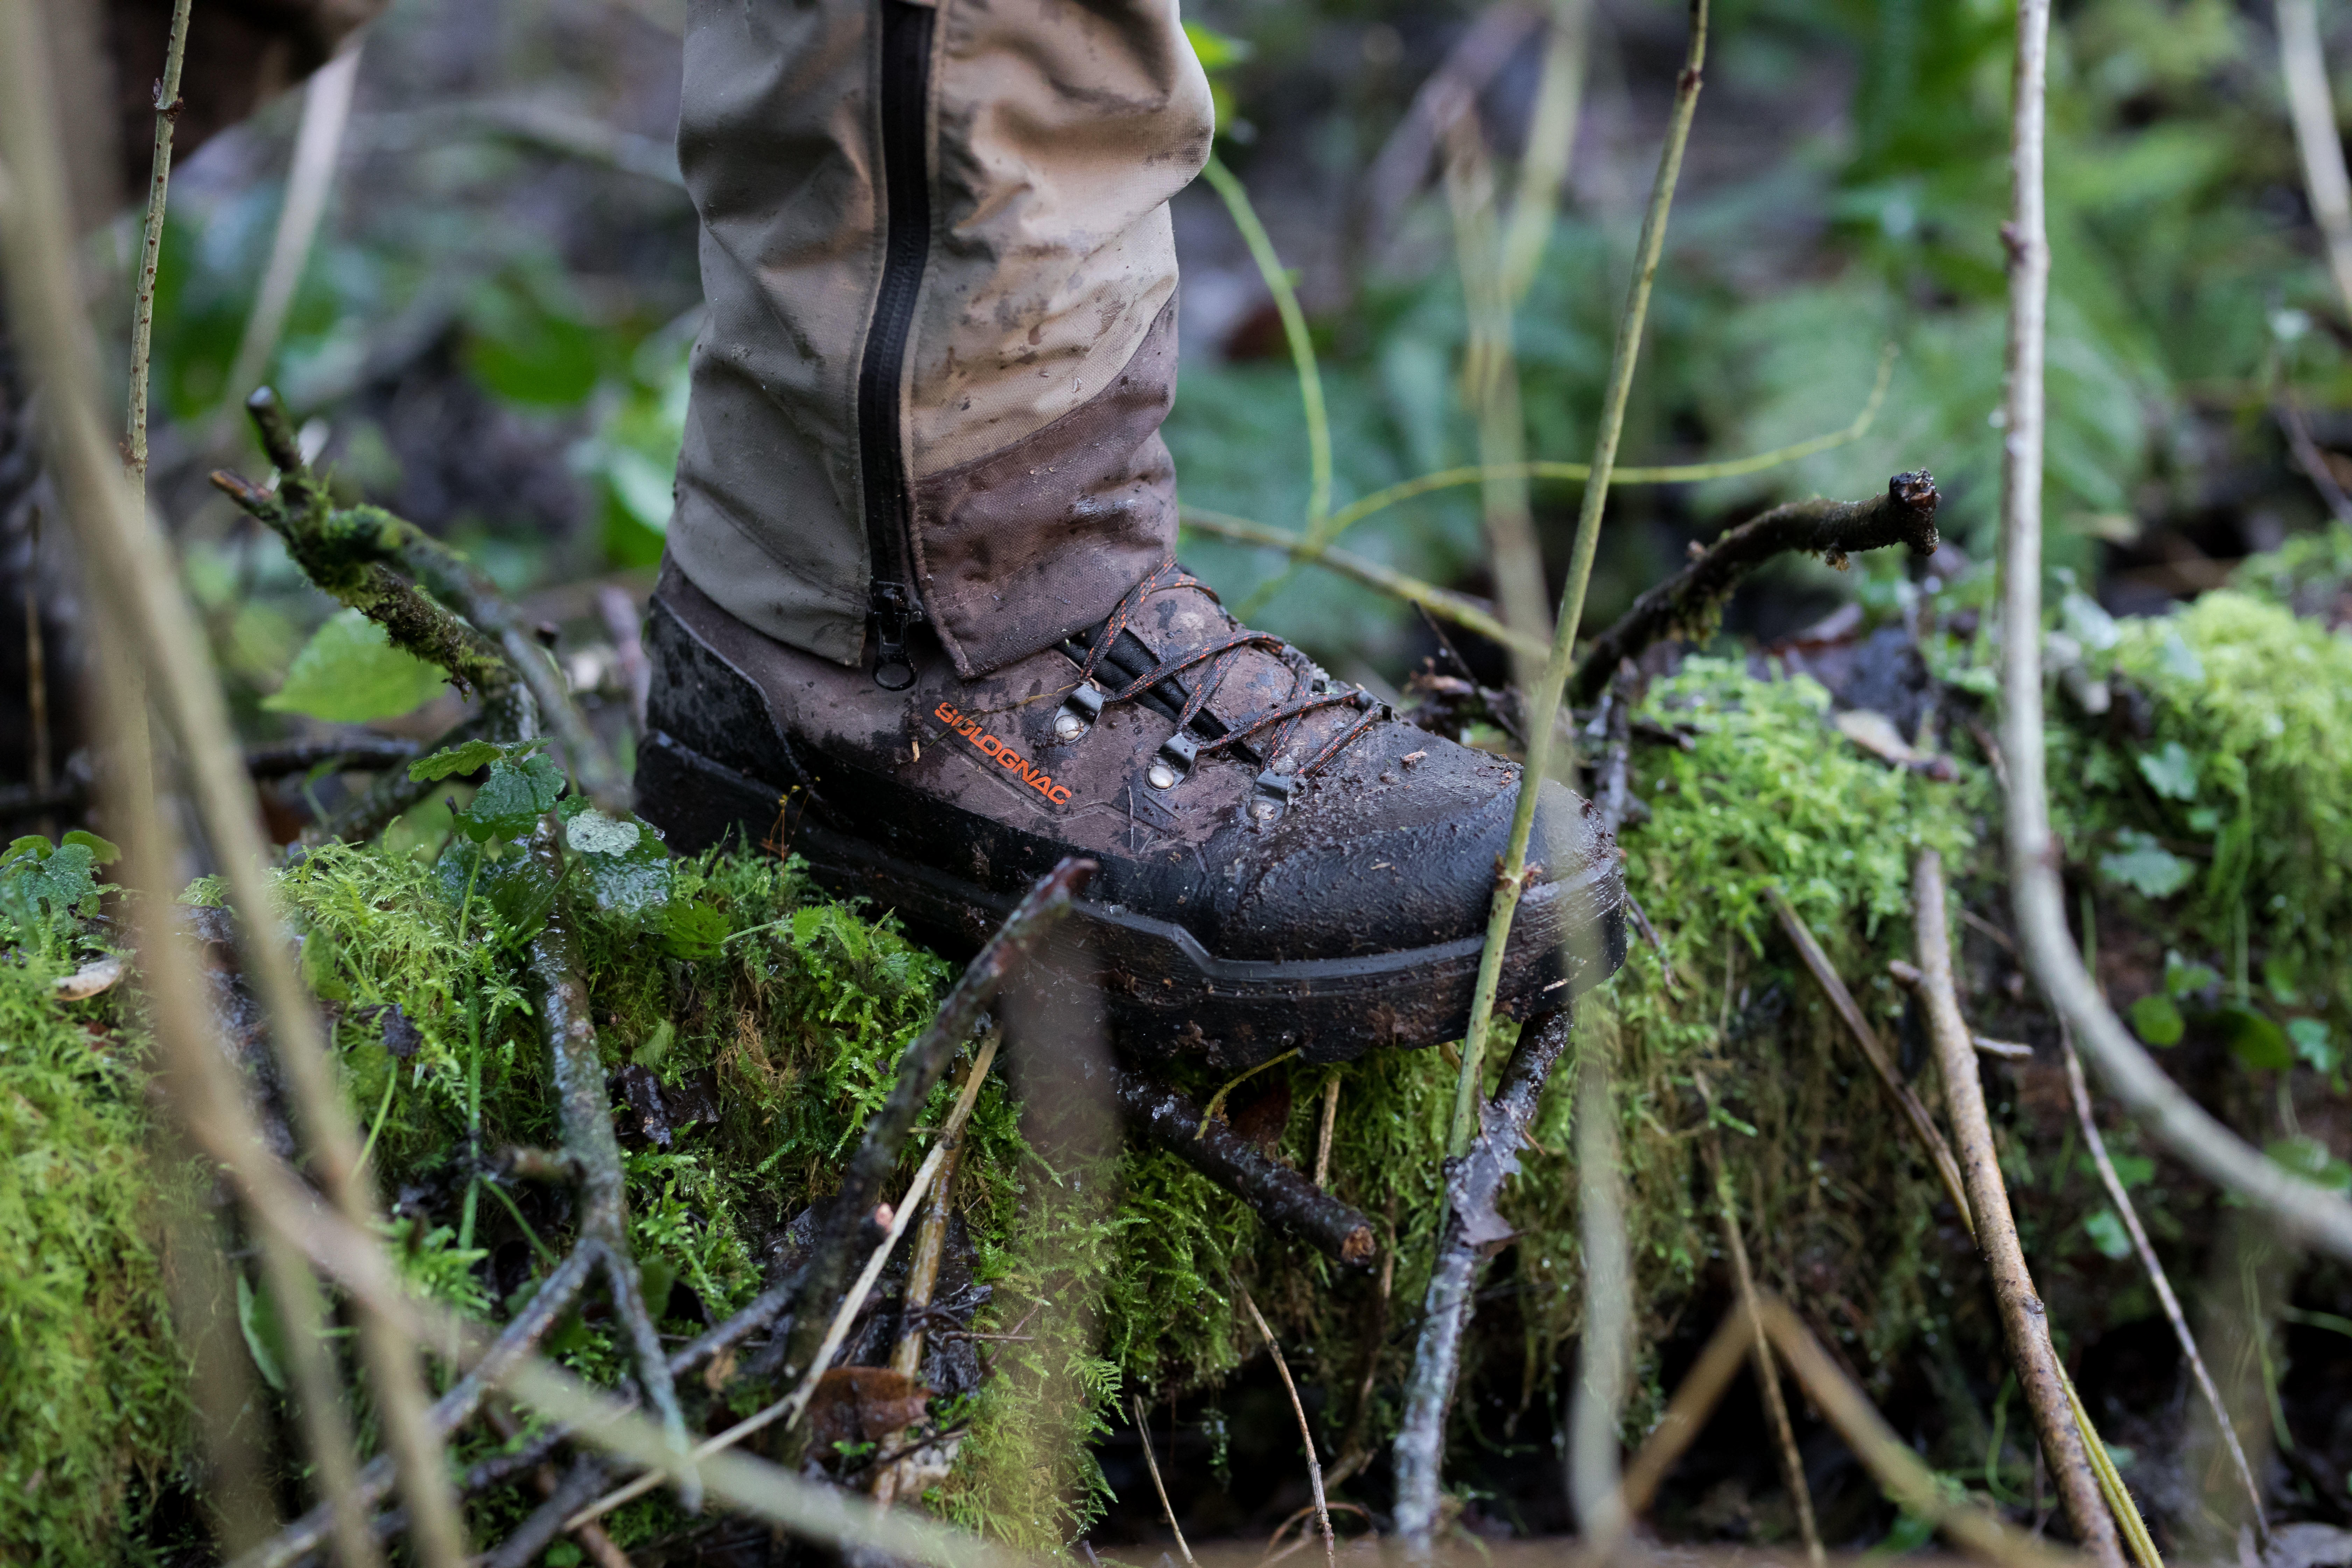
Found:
[638,728,1620,1067]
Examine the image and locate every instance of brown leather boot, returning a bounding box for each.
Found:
[637,556,1625,1068]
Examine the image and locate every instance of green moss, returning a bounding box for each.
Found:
[0,948,185,1561]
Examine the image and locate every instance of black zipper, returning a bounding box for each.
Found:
[858,0,937,691]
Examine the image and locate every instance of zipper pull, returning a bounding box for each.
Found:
[872,584,921,691]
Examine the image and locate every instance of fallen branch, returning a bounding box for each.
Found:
[1239,1287,1336,1568]
[1994,0,2352,1263]
[1113,1064,1377,1265]
[246,737,422,778]
[2063,1030,2267,1540]
[1391,1008,1572,1542]
[1914,850,2121,1564]
[524,818,695,1505]
[1570,471,1940,702]
[770,859,1093,1464]
[1766,886,1975,1233]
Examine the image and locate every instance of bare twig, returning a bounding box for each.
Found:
[245,736,422,778]
[1616,1302,1754,1519]
[1915,850,2121,1563]
[524,818,696,1505]
[1996,0,2352,1260]
[484,1405,634,1568]
[1240,1288,1336,1568]
[1313,1072,1341,1190]
[771,859,1089,1463]
[1443,109,1550,680]
[568,1034,1002,1530]
[124,0,192,484]
[1755,1296,2078,1568]
[2273,399,2352,528]
[1571,471,1942,702]
[0,17,468,1562]
[257,1227,387,1568]
[221,46,364,422]
[1570,1036,1634,1552]
[1114,1064,1377,1264]
[1392,1009,1572,1545]
[1133,1394,1197,1568]
[1694,1076,1822,1567]
[1767,887,1975,1233]
[2277,0,2352,323]
[1497,0,1592,308]
[20,513,48,810]
[597,585,652,731]
[2063,1032,2267,1538]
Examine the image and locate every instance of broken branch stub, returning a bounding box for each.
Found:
[1114,1065,1378,1265]
[1572,471,1940,702]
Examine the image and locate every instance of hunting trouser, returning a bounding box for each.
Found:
[667,0,1215,681]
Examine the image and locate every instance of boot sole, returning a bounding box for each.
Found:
[639,728,1622,1066]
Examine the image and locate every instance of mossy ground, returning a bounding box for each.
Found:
[7,564,2348,1558]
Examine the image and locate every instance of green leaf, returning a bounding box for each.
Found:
[2136,741,2198,801]
[570,811,671,916]
[2288,1017,2338,1074]
[2267,1136,2352,1192]
[457,752,566,844]
[2264,954,2304,1007]
[658,900,729,961]
[564,809,642,857]
[2164,953,2220,997]
[2085,1208,2133,1260]
[2219,1005,2292,1071]
[4,835,50,863]
[2099,830,2196,898]
[409,738,510,784]
[60,830,119,864]
[2128,992,2184,1047]
[264,608,449,723]
[236,1273,287,1393]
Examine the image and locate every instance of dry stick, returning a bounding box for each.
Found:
[1570,471,1943,703]
[1766,886,1975,1234]
[1239,1288,1337,1568]
[567,1034,1004,1532]
[771,859,1090,1472]
[257,1226,388,1568]
[1694,1078,1823,1567]
[1443,108,1552,680]
[1570,1034,1634,1548]
[1132,1394,1197,1568]
[1391,1009,1573,1544]
[1615,1302,1755,1520]
[525,819,696,1506]
[1313,1072,1342,1190]
[2276,0,2352,324]
[2062,1034,2267,1540]
[1114,1064,1378,1264]
[1754,1296,2079,1568]
[872,1051,986,1510]
[219,45,363,424]
[20,512,48,812]
[1496,0,1592,308]
[124,0,193,484]
[1914,850,2120,1564]
[483,1405,635,1568]
[1994,0,2352,1262]
[0,17,470,1565]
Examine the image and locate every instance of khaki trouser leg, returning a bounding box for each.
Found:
[668,0,1214,678]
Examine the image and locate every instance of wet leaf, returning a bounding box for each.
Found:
[2219,1006,2291,1071]
[457,752,565,843]
[564,809,641,856]
[658,901,728,961]
[2128,992,2183,1047]
[265,608,448,723]
[2099,830,2195,898]
[408,738,509,783]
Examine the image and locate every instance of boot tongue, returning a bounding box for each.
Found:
[1126,573,1361,772]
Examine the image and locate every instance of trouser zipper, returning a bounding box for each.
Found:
[858,0,937,692]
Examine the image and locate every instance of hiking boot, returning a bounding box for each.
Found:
[636,558,1625,1066]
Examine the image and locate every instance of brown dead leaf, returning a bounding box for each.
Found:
[805,1366,930,1454]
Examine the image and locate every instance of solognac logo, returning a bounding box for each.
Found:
[933,703,1073,805]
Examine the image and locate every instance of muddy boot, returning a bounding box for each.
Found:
[638,557,1625,1066]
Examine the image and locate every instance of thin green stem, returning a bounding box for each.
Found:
[125,0,194,485]
[1244,345,1892,607]
[356,1069,398,1176]
[487,1178,559,1267]
[1202,155,1335,618]
[1444,0,1710,1158]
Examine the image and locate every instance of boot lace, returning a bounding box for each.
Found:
[1068,561,1385,784]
